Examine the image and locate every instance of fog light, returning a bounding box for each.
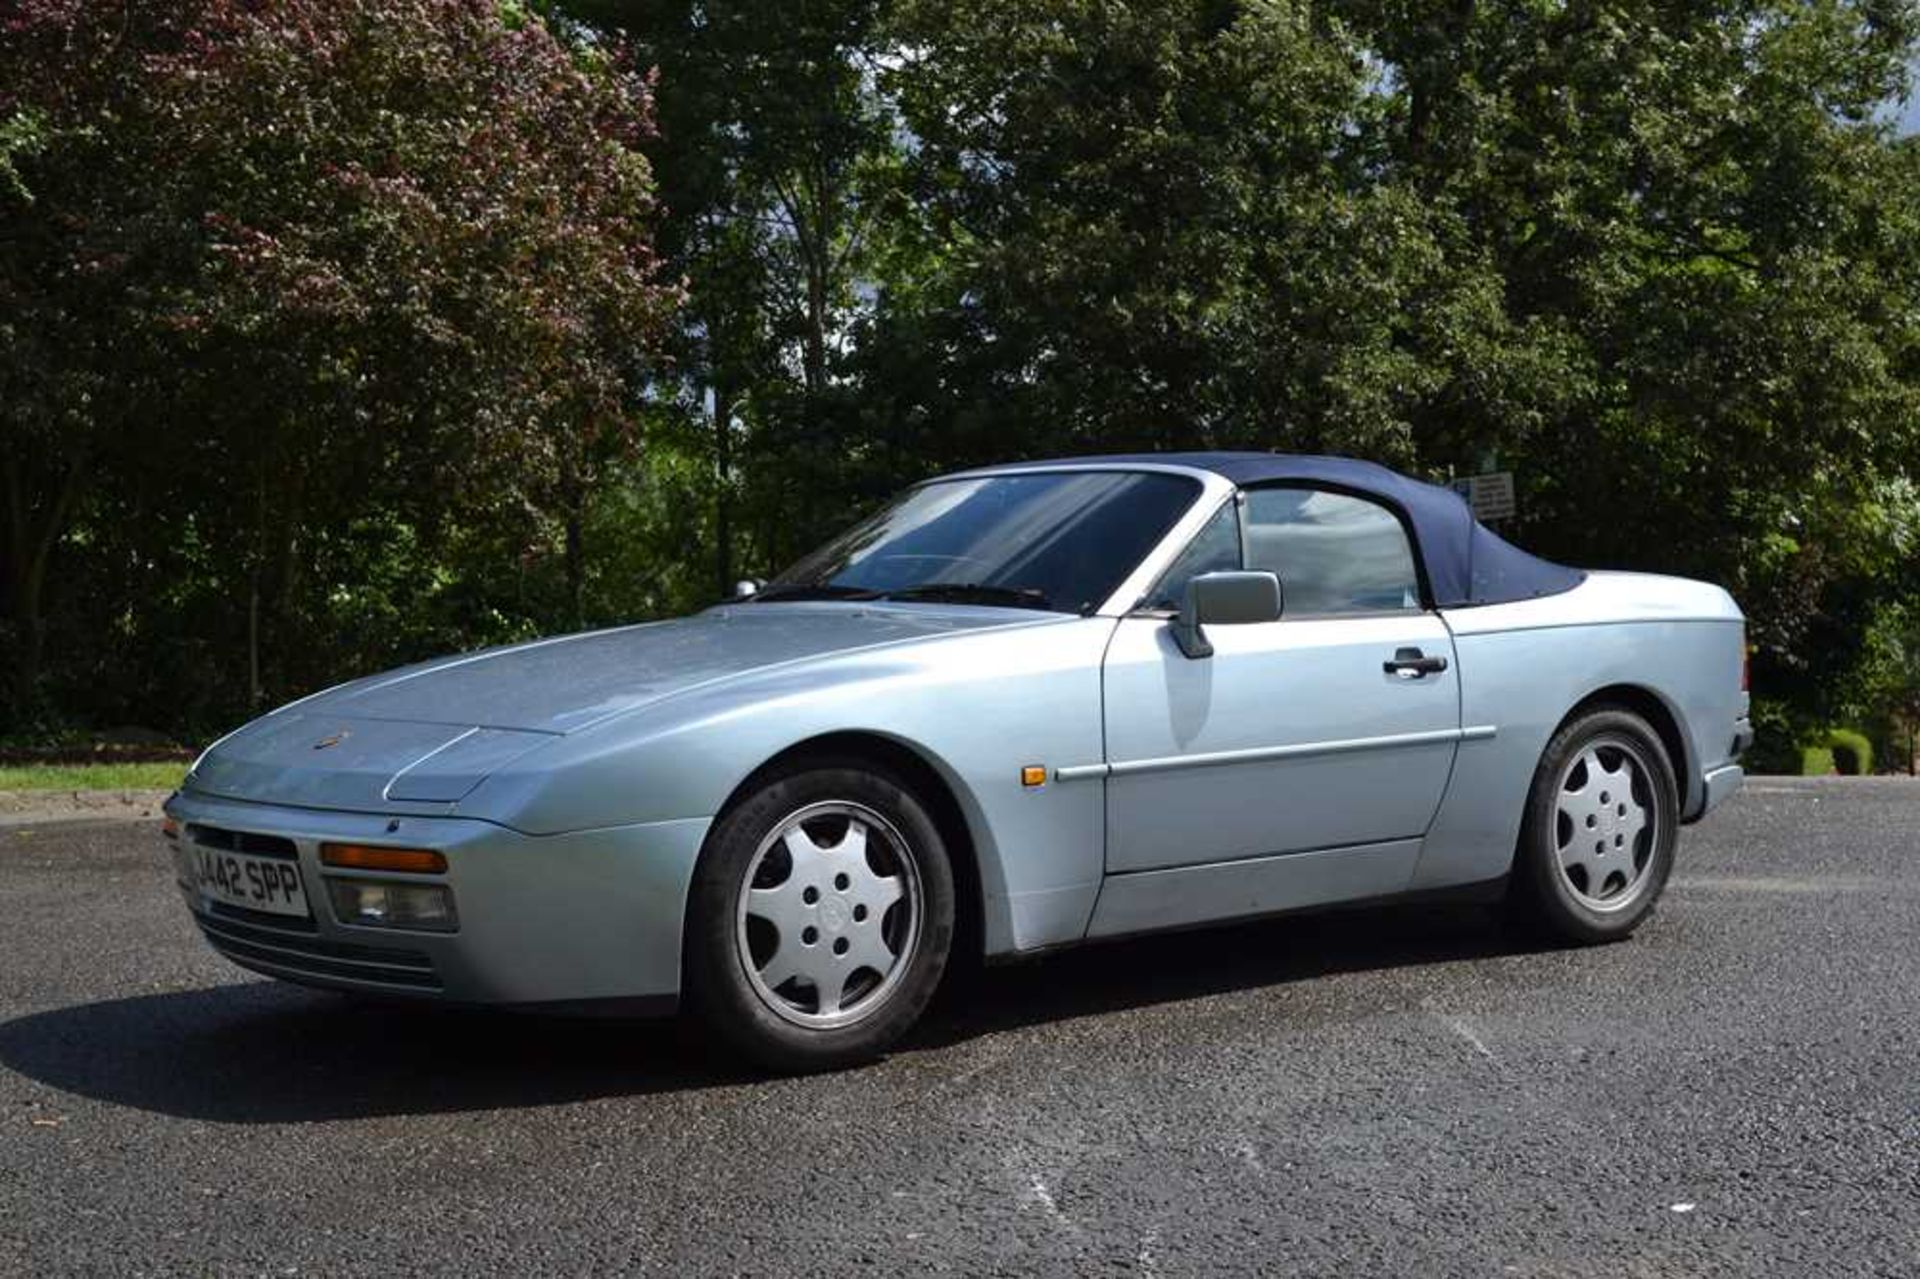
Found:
[326,878,458,932]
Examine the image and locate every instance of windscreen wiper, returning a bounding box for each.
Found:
[750,583,886,603]
[879,582,1056,611]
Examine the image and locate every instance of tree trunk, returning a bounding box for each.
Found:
[1,449,88,715]
[713,382,735,598]
[273,468,307,664]
[248,455,270,710]
[561,455,586,631]
[247,577,262,710]
[3,553,48,718]
[564,511,584,630]
[804,263,829,398]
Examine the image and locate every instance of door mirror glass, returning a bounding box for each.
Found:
[1172,571,1283,658]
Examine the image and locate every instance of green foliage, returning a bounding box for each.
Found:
[1799,745,1837,775]
[0,107,45,203]
[1820,728,1874,775]
[1,0,677,734]
[1840,589,1920,769]
[1786,727,1874,775]
[1747,697,1807,775]
[5,0,1919,741]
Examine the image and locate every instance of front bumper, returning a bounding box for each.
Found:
[163,790,709,1010]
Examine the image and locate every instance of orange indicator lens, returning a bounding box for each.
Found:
[1021,765,1048,788]
[320,843,447,874]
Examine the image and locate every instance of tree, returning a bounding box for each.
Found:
[882,0,1920,712]
[6,0,1917,741]
[565,0,907,587]
[880,0,1522,465]
[0,0,677,727]
[1326,0,1920,698]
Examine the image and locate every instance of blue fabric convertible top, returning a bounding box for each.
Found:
[1009,452,1584,608]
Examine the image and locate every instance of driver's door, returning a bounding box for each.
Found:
[1099,487,1461,878]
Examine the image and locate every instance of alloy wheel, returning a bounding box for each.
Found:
[734,800,923,1029]
[1552,734,1661,913]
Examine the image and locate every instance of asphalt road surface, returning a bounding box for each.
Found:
[2,778,1916,1275]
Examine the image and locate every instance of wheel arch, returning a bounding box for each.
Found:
[700,730,995,964]
[1557,683,1696,815]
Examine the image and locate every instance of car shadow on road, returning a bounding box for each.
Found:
[0,901,1553,1123]
[915,900,1552,1048]
[0,980,758,1123]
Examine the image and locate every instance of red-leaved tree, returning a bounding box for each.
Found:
[0,0,680,719]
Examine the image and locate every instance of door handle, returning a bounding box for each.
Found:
[1383,647,1448,678]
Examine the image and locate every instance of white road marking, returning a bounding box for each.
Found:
[1670,1202,1697,1214]
[1670,875,1884,895]
[1025,1174,1069,1224]
[940,1038,1014,1092]
[1424,1003,1495,1059]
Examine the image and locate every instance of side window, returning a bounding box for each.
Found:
[1243,487,1421,615]
[1142,500,1242,611]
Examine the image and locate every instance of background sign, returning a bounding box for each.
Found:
[1452,471,1517,522]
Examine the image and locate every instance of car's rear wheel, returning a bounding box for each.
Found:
[1511,707,1678,943]
[685,761,954,1072]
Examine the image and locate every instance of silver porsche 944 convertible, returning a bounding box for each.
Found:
[164,454,1750,1069]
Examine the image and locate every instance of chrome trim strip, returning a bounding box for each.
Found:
[1054,724,1497,782]
[381,726,479,801]
[1096,476,1239,617]
[1053,762,1110,782]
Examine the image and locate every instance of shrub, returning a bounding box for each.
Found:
[1821,728,1873,776]
[1746,697,1805,775]
[1797,727,1874,775]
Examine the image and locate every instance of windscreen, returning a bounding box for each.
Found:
[763,471,1201,615]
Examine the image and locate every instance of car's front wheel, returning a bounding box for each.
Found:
[1511,707,1679,944]
[685,761,954,1072]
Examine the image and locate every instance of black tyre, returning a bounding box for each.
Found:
[1510,707,1679,944]
[684,760,955,1072]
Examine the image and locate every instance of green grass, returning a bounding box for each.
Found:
[0,762,186,791]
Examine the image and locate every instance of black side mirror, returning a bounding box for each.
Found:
[1171,571,1283,659]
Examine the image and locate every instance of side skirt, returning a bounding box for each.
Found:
[1084,838,1423,941]
[980,871,1512,965]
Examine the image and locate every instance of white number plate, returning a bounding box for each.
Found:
[194,846,309,918]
